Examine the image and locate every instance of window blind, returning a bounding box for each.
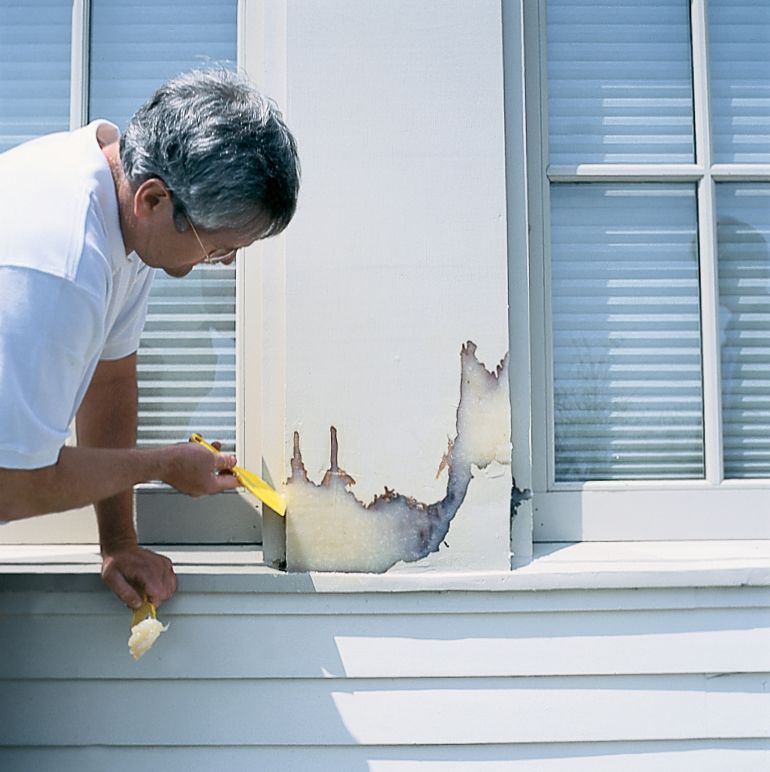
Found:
[546,0,694,165]
[709,0,770,164]
[550,184,704,481]
[89,0,238,452]
[717,183,770,478]
[0,0,70,153]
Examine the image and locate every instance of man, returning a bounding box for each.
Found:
[0,69,300,610]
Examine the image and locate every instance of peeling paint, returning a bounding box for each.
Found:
[285,341,511,573]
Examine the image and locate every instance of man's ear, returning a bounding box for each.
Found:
[133,178,173,221]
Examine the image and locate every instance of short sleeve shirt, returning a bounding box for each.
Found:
[0,122,155,469]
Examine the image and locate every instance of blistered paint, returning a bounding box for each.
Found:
[285,342,511,572]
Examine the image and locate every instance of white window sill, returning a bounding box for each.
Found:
[0,540,768,594]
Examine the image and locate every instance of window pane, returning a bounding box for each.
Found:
[0,0,71,152]
[546,0,694,165]
[717,183,770,477]
[89,0,238,452]
[551,184,703,481]
[709,0,770,163]
[89,0,237,129]
[137,267,236,451]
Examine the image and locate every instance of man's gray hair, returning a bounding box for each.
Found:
[120,68,300,237]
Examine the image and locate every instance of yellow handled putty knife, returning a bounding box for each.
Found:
[189,433,286,516]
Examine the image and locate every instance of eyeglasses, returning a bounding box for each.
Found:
[185,215,237,265]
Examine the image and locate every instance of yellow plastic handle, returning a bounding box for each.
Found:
[189,433,286,516]
[189,432,218,454]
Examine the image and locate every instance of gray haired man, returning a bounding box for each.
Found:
[0,69,300,609]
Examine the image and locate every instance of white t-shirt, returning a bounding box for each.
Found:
[0,121,155,469]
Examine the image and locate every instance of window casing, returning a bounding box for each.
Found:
[522,0,770,541]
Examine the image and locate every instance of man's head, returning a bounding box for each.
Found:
[119,68,300,275]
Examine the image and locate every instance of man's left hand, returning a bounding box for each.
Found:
[100,544,177,609]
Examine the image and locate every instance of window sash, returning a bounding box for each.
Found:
[522,0,770,540]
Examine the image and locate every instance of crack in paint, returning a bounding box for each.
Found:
[286,341,511,572]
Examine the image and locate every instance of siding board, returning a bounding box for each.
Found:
[2,674,768,746]
[1,740,769,772]
[1,606,769,679]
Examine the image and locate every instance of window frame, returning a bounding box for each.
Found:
[519,0,770,542]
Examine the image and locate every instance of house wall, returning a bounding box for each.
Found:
[0,566,768,770]
[256,0,512,571]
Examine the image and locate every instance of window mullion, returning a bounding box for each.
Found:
[691,0,723,485]
[523,0,552,494]
[69,0,90,130]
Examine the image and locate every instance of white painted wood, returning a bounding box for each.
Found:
[534,488,770,541]
[547,164,705,182]
[2,673,767,746]
[278,0,511,570]
[68,0,89,131]
[503,0,535,561]
[1,606,767,680]
[0,506,98,545]
[2,540,769,593]
[691,0,723,486]
[1,740,768,772]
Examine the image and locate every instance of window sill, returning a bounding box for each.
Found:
[0,540,768,594]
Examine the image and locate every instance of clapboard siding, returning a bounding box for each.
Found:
[1,605,769,680]
[2,674,769,746]
[0,584,768,769]
[1,741,769,772]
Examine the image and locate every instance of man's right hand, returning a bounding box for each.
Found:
[160,441,240,497]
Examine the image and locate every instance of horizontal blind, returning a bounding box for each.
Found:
[0,0,70,153]
[709,0,770,163]
[717,183,770,478]
[550,184,704,481]
[136,266,236,449]
[89,0,238,452]
[546,0,694,165]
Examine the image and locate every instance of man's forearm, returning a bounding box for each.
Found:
[0,355,239,521]
[0,444,171,520]
[75,353,140,550]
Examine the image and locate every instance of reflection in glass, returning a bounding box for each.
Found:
[717,184,770,477]
[551,184,703,481]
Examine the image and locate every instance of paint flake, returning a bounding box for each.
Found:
[285,341,510,572]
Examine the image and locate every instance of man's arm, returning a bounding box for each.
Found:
[76,353,173,608]
[0,355,240,606]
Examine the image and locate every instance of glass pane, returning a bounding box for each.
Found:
[547,0,694,165]
[717,183,770,478]
[89,0,238,451]
[89,0,237,129]
[551,184,703,481]
[709,0,770,163]
[0,0,71,152]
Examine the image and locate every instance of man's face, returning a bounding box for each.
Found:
[129,178,256,277]
[159,219,243,278]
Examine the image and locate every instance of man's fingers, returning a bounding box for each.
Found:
[102,568,143,609]
[144,571,177,608]
[214,453,237,471]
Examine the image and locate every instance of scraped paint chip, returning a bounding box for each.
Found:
[285,341,511,572]
[128,617,169,661]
